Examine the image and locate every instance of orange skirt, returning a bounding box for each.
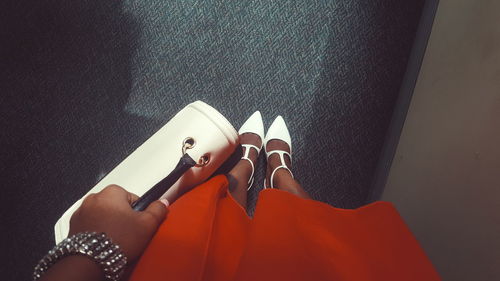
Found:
[130,175,440,281]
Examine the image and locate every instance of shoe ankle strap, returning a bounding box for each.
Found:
[266,150,293,189]
[266,150,292,163]
[241,144,261,190]
[240,157,255,187]
[269,165,294,189]
[242,144,261,158]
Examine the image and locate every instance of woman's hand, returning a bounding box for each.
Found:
[38,185,168,281]
[69,185,169,262]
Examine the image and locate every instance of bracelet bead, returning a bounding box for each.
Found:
[33,232,127,281]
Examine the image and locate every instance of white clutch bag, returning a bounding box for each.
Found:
[54,101,239,243]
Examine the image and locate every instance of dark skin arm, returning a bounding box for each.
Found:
[39,185,169,281]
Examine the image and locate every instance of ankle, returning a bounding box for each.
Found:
[267,166,294,189]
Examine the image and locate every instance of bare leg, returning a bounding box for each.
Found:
[265,140,310,199]
[228,133,262,209]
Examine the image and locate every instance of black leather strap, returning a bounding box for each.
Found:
[132,153,196,211]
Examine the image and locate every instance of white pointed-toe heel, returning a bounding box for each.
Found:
[264,116,293,189]
[238,111,264,190]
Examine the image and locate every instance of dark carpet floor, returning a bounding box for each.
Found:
[0,0,424,279]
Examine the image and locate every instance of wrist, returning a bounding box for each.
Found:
[39,255,104,281]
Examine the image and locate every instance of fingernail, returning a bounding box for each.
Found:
[160,198,170,207]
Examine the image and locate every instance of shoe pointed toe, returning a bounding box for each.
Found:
[238,111,265,141]
[265,115,292,152]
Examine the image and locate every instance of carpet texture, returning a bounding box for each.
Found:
[0,0,424,279]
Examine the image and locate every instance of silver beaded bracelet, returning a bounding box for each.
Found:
[33,232,127,281]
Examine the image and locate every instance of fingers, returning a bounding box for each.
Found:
[81,193,96,204]
[127,192,140,205]
[142,200,168,225]
[100,184,128,199]
[95,185,140,207]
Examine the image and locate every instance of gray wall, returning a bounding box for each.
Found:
[382,1,500,280]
